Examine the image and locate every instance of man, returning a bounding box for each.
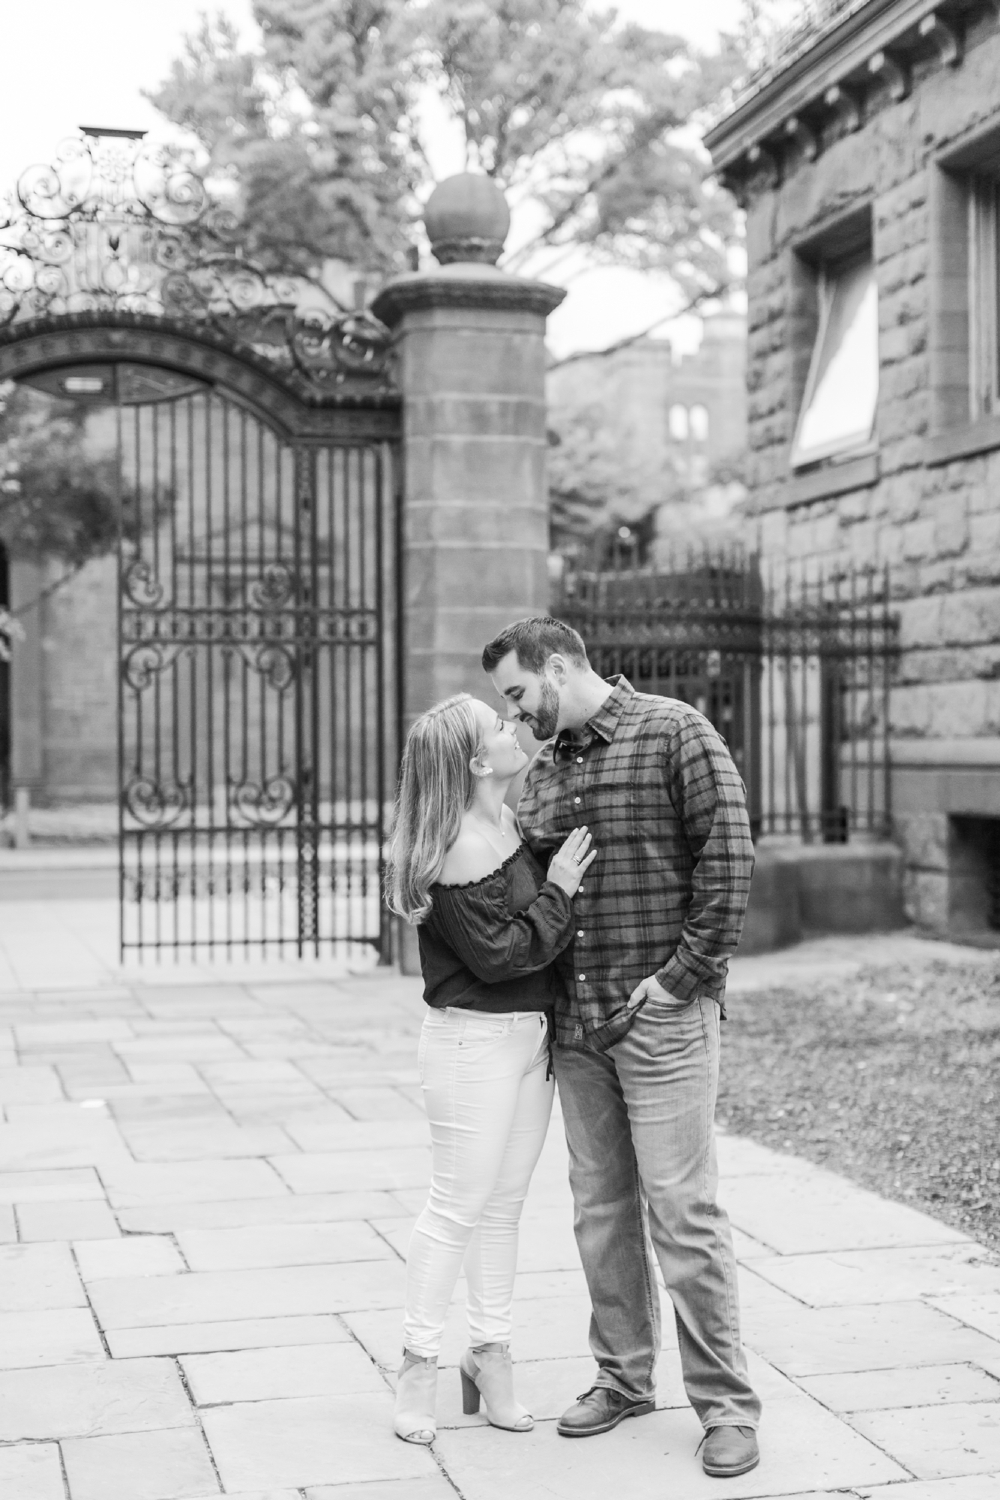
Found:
[482,616,761,1479]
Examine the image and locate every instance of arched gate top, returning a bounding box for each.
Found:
[0,131,400,440]
[0,311,400,442]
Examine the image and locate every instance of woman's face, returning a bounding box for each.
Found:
[471,699,528,780]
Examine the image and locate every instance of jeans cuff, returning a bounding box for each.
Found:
[596,1378,655,1402]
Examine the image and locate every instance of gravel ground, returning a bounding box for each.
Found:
[717,952,1000,1251]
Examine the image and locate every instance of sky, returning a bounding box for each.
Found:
[0,0,745,359]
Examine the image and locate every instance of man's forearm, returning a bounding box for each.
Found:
[653,825,754,1000]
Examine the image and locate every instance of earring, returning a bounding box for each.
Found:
[478,766,495,777]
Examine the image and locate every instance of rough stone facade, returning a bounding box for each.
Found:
[707,0,1000,935]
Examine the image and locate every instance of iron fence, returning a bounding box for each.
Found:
[554,550,899,843]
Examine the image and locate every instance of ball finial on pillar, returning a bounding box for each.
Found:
[423,173,511,265]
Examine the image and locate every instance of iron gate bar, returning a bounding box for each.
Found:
[555,551,898,845]
[117,386,399,962]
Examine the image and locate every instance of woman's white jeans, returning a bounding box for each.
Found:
[402,1007,553,1359]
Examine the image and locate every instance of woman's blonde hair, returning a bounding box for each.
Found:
[385,693,485,925]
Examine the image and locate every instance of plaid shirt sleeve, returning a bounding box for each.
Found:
[654,713,755,1004]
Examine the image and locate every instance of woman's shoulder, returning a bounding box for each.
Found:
[438,827,508,889]
[436,818,526,892]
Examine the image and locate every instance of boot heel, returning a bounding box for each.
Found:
[460,1367,481,1415]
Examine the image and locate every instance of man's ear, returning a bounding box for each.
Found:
[546,653,569,684]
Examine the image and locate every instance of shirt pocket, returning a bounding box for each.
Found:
[579,768,641,844]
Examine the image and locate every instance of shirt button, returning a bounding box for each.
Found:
[577,929,584,938]
[579,974,586,982]
[576,756,583,764]
[574,797,581,804]
[578,884,584,892]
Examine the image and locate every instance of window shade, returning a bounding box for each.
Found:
[792,254,878,468]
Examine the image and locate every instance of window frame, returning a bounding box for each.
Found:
[790,245,879,470]
[928,121,1000,463]
[968,172,1000,420]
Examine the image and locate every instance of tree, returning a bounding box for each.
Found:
[546,403,685,556]
[0,384,164,616]
[0,385,121,568]
[418,0,741,290]
[147,8,424,288]
[148,1,742,304]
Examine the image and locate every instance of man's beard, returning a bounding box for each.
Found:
[524,679,560,741]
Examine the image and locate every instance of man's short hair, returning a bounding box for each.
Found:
[481,616,589,675]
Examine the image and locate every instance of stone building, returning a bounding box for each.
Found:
[546,311,748,546]
[706,0,1000,936]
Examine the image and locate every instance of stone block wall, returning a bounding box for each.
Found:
[11,553,118,806]
[742,28,1000,933]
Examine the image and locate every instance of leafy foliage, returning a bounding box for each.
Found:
[418,0,741,288]
[147,8,423,285]
[0,385,161,575]
[148,1,742,300]
[546,403,685,554]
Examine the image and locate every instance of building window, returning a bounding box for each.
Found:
[790,249,878,468]
[969,175,1000,418]
[668,404,688,440]
[690,405,709,442]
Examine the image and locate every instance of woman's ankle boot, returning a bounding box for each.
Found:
[459,1342,533,1432]
[394,1349,437,1444]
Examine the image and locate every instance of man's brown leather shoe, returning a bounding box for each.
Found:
[557,1385,655,1437]
[701,1424,760,1476]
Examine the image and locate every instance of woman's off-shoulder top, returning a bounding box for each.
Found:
[417,843,574,1012]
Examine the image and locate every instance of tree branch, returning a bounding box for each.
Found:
[546,284,727,371]
[10,559,91,618]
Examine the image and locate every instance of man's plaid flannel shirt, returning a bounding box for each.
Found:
[518,676,755,1052]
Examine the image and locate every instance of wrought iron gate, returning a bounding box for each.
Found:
[118,384,398,961]
[555,552,898,843]
[0,127,404,961]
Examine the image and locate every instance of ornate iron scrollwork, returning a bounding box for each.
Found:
[123,641,183,690]
[242,641,296,691]
[123,559,164,607]
[231,774,296,827]
[124,775,187,829]
[0,132,395,394]
[248,563,296,611]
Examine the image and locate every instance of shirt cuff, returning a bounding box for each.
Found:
[654,956,704,1004]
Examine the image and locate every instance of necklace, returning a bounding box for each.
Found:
[469,810,509,856]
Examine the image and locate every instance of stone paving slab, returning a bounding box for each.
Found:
[431,1397,908,1498]
[61,1426,220,1500]
[0,929,990,1496]
[850,1399,1000,1477]
[201,1393,439,1489]
[0,1443,66,1500]
[750,1242,1000,1306]
[864,1477,1000,1498]
[799,1361,1000,1411]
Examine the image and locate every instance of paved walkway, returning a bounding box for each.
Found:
[0,925,995,1498]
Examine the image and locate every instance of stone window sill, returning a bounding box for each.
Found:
[785,451,879,507]
[926,415,1000,466]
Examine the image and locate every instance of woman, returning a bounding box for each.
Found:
[386,693,594,1446]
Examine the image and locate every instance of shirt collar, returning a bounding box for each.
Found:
[553,675,634,758]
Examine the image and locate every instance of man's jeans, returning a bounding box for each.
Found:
[554,992,761,1430]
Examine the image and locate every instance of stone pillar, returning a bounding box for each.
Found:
[371,174,565,724]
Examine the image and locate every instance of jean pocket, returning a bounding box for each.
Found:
[458,1018,508,1045]
[640,990,699,1017]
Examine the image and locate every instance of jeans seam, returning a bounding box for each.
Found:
[700,999,742,1390]
[630,1151,659,1396]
